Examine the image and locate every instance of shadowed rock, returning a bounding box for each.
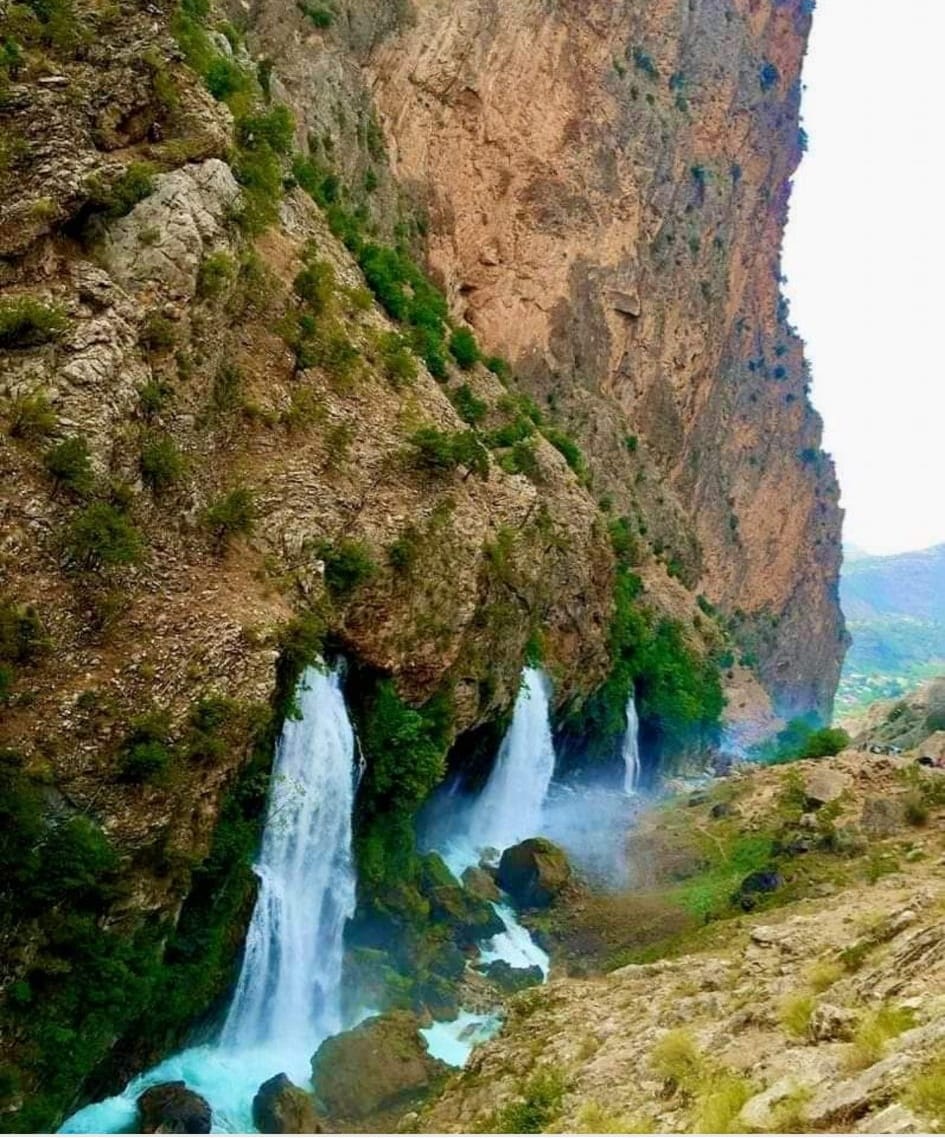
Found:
[137,1082,211,1134]
[252,1073,323,1134]
[497,837,571,909]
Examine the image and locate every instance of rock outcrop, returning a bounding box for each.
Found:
[137,1082,211,1134]
[497,837,572,909]
[252,1073,323,1135]
[310,1011,448,1128]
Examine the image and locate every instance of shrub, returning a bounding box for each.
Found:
[801,726,849,758]
[88,161,154,219]
[542,425,587,477]
[650,1029,702,1093]
[449,382,488,425]
[139,311,176,352]
[694,1072,754,1134]
[43,436,94,496]
[624,433,639,452]
[139,379,173,418]
[32,816,117,904]
[120,739,171,782]
[197,251,235,299]
[67,503,142,569]
[316,538,376,598]
[8,390,57,439]
[806,959,843,993]
[140,434,184,493]
[203,54,249,101]
[632,46,659,79]
[448,327,479,370]
[0,297,68,348]
[904,1053,945,1127]
[203,487,255,544]
[293,255,335,315]
[408,427,489,478]
[779,992,815,1039]
[492,1068,566,1134]
[211,363,244,414]
[294,322,360,385]
[0,601,47,668]
[387,527,420,574]
[298,1,332,26]
[378,332,418,388]
[846,1005,916,1072]
[485,355,511,380]
[760,60,780,92]
[235,104,294,155]
[499,439,541,481]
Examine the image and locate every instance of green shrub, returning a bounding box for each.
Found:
[449,382,488,425]
[203,54,250,101]
[779,992,815,1039]
[294,321,360,384]
[197,251,236,299]
[484,355,511,380]
[235,104,294,155]
[298,1,333,26]
[0,601,47,668]
[8,390,57,439]
[387,526,420,573]
[203,487,256,544]
[293,255,335,315]
[211,363,244,413]
[378,332,418,388]
[43,436,94,496]
[694,1072,754,1134]
[493,1068,566,1133]
[801,726,850,759]
[140,434,184,493]
[498,438,541,481]
[448,327,479,370]
[67,503,142,569]
[650,1029,702,1092]
[0,297,68,348]
[904,1052,945,1128]
[408,426,489,478]
[87,161,155,219]
[231,134,283,234]
[846,1005,916,1071]
[120,739,172,782]
[138,378,174,418]
[542,424,587,477]
[316,538,376,598]
[139,311,177,352]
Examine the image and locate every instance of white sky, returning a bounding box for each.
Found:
[782,0,945,556]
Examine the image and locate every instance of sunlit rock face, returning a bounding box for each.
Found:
[352,0,845,717]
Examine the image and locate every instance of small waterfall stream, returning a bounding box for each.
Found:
[623,688,641,794]
[62,665,357,1135]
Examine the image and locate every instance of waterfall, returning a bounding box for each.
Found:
[622,689,641,794]
[221,665,357,1049]
[463,667,556,856]
[61,663,358,1134]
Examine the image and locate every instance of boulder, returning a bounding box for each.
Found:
[311,1011,449,1123]
[732,869,783,910]
[479,960,544,993]
[861,796,907,839]
[462,865,501,902]
[497,838,572,909]
[137,1082,211,1134]
[252,1074,323,1134]
[808,1002,857,1042]
[420,853,504,942]
[803,766,851,809]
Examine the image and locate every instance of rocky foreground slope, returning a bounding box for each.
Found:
[420,750,945,1133]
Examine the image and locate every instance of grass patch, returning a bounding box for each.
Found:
[0,297,68,348]
[845,1004,917,1072]
[779,992,815,1039]
[203,487,255,546]
[904,1053,945,1131]
[806,958,844,993]
[67,503,142,569]
[491,1067,566,1133]
[44,436,94,496]
[693,1071,754,1133]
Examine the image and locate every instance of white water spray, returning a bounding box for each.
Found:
[62,664,358,1134]
[221,665,357,1048]
[622,689,641,794]
[463,667,556,855]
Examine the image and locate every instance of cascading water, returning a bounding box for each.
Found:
[622,689,641,794]
[221,667,356,1049]
[462,667,556,855]
[62,665,357,1135]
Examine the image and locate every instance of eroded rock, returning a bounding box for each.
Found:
[497,838,571,909]
[137,1082,211,1134]
[252,1073,323,1134]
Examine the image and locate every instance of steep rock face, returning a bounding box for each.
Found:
[357,0,845,716]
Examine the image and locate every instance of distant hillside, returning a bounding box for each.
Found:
[839,544,945,711]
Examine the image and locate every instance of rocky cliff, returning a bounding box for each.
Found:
[0,0,843,1127]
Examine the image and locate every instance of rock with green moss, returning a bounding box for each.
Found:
[420,852,504,942]
[480,960,543,993]
[497,838,572,909]
[137,1082,211,1133]
[462,864,500,902]
[310,1011,448,1124]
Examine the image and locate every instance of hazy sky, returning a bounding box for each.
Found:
[782,0,945,556]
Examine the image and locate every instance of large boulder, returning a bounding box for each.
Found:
[420,853,504,941]
[137,1082,211,1134]
[462,865,501,902]
[803,766,851,809]
[497,838,572,909]
[252,1074,323,1134]
[311,1011,449,1124]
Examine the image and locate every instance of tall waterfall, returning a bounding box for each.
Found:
[61,663,360,1135]
[221,665,357,1048]
[463,667,556,855]
[622,689,641,794]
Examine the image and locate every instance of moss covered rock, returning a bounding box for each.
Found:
[497,838,572,909]
[420,852,504,942]
[310,1010,449,1125]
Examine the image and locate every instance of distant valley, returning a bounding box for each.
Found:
[839,543,945,712]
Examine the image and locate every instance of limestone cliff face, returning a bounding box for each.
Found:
[350,0,846,717]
